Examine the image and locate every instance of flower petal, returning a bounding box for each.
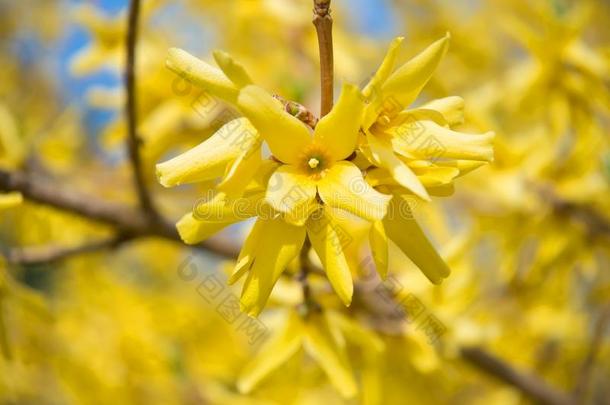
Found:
[307,208,353,306]
[265,165,317,224]
[363,37,404,99]
[240,218,306,316]
[156,118,254,187]
[382,33,451,110]
[237,85,312,164]
[317,161,391,221]
[313,84,365,161]
[217,141,263,198]
[366,132,430,201]
[303,312,358,398]
[212,50,253,88]
[237,311,303,393]
[176,212,236,245]
[166,48,239,102]
[420,96,465,126]
[369,221,388,280]
[390,118,495,162]
[383,197,450,284]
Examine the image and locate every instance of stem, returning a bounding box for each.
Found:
[572,304,610,402]
[126,0,157,219]
[0,169,238,260]
[461,347,575,405]
[6,236,130,266]
[313,0,334,116]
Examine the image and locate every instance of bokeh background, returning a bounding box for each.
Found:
[0,0,609,403]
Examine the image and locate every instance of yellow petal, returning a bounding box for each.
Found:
[366,132,430,201]
[390,118,495,162]
[166,48,238,102]
[265,165,317,222]
[330,311,384,353]
[363,36,404,99]
[420,96,465,126]
[213,50,253,88]
[0,192,22,210]
[237,85,311,164]
[217,142,263,198]
[156,118,254,187]
[229,219,265,285]
[307,208,353,306]
[191,191,264,223]
[176,212,236,245]
[382,33,451,110]
[369,221,388,280]
[383,197,450,284]
[317,161,391,221]
[313,84,365,161]
[237,311,303,393]
[240,218,306,316]
[303,312,358,398]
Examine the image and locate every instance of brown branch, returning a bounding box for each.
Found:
[572,304,610,402]
[126,0,157,219]
[533,184,610,240]
[313,0,334,116]
[6,235,130,266]
[461,347,575,405]
[354,282,574,404]
[0,169,238,259]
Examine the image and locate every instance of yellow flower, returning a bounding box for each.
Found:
[361,34,495,201]
[160,49,391,312]
[237,309,383,399]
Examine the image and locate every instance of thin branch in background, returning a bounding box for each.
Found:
[572,304,610,402]
[6,235,130,266]
[0,169,239,260]
[460,347,575,405]
[354,282,575,405]
[125,0,157,219]
[313,0,334,116]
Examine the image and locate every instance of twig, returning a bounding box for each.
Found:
[572,304,610,402]
[460,347,575,405]
[0,169,238,259]
[354,282,574,404]
[126,0,157,219]
[533,184,610,240]
[6,235,130,266]
[313,0,334,116]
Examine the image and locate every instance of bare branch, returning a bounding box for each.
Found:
[313,0,334,116]
[461,347,575,405]
[572,304,610,402]
[126,0,157,219]
[6,235,130,266]
[0,169,238,259]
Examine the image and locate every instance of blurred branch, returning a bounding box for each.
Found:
[125,0,158,219]
[460,347,575,405]
[313,0,334,116]
[0,169,238,259]
[355,283,575,405]
[572,304,610,402]
[534,185,610,240]
[6,235,130,266]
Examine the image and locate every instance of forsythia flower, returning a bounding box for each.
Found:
[237,309,384,399]
[358,34,494,283]
[157,33,494,316]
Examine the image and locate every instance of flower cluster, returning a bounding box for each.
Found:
[157,34,494,316]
